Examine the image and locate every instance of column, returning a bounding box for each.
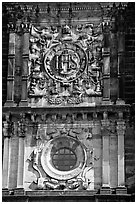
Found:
[92,120,101,190]
[116,6,125,105]
[100,112,111,194]
[102,22,112,105]
[2,120,10,189]
[17,116,25,190]
[14,19,23,105]
[116,119,127,194]
[110,15,119,102]
[8,122,19,189]
[19,23,30,106]
[4,23,16,107]
[109,123,118,188]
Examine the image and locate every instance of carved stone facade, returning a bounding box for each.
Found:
[28,23,102,107]
[2,2,135,202]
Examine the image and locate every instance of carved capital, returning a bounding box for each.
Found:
[21,22,30,33]
[18,113,26,137]
[101,119,110,127]
[7,22,16,33]
[116,121,126,136]
[3,122,9,137]
[3,120,14,138]
[3,114,13,138]
[18,122,26,137]
[101,120,111,136]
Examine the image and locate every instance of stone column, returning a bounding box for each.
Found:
[2,119,11,189]
[100,112,111,194]
[116,5,125,105]
[17,115,26,190]
[14,19,23,105]
[109,122,118,188]
[4,23,16,107]
[116,117,127,194]
[8,122,19,189]
[19,22,30,106]
[102,22,112,105]
[110,15,119,102]
[92,119,102,190]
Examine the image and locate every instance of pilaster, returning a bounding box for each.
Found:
[17,114,26,190]
[116,117,127,194]
[100,112,111,194]
[4,23,16,107]
[116,4,126,105]
[19,21,30,106]
[102,22,112,105]
[2,115,11,189]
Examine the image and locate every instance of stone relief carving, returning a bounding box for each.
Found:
[26,127,94,191]
[28,23,103,106]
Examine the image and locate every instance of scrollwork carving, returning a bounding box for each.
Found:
[27,135,94,191]
[28,23,103,106]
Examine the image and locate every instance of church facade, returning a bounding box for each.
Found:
[2,2,135,202]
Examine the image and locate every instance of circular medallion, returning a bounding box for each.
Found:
[44,42,87,83]
[41,136,87,180]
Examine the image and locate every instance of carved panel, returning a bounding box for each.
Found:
[24,126,94,191]
[28,23,103,106]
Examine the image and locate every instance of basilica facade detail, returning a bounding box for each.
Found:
[28,23,103,106]
[2,2,133,201]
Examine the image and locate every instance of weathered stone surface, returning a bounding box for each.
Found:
[2,2,135,201]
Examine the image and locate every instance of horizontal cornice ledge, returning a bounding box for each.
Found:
[2,104,131,115]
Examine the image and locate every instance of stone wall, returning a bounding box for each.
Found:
[2,2,135,200]
[124,2,135,104]
[2,2,135,106]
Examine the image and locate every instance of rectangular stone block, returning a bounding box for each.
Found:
[100,188,111,195]
[14,188,25,195]
[116,188,127,195]
[2,189,9,196]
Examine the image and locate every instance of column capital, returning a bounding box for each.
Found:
[18,114,26,137]
[101,119,110,127]
[21,22,30,33]
[116,121,126,136]
[7,22,16,33]
[3,119,13,138]
[18,122,26,137]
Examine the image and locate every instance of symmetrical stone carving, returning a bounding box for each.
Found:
[26,125,94,191]
[28,23,103,106]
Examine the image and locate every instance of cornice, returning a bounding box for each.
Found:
[2,104,131,115]
[3,2,128,15]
